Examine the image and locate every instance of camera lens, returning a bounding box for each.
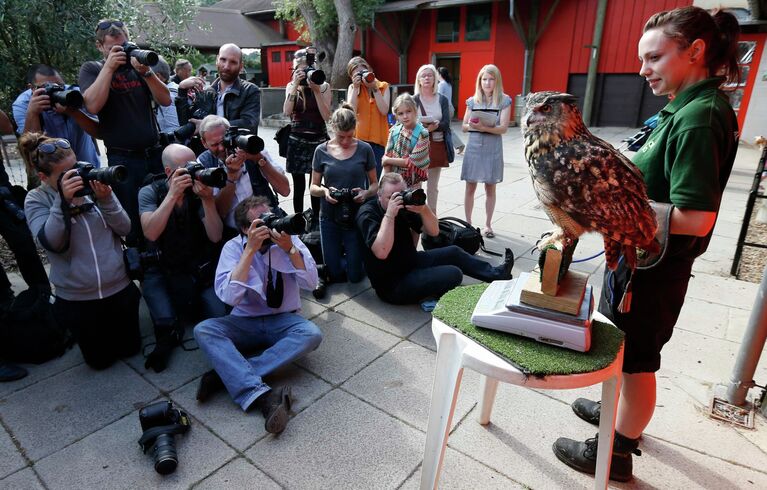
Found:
[90,165,127,186]
[151,433,178,475]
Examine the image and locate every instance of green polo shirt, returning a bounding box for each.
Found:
[633,77,739,258]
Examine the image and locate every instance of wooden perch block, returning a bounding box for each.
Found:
[541,248,563,295]
[521,270,589,315]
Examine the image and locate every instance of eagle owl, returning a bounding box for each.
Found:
[521,91,658,271]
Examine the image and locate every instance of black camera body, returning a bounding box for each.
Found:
[298,47,326,86]
[224,126,264,155]
[138,401,191,475]
[162,107,210,146]
[329,188,358,228]
[123,247,161,281]
[397,188,426,206]
[121,41,159,67]
[259,212,306,236]
[70,162,127,197]
[359,69,376,84]
[41,83,83,109]
[183,162,227,188]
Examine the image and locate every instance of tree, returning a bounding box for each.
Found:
[275,0,384,88]
[0,0,199,111]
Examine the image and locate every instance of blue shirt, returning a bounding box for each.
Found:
[156,82,180,132]
[215,234,318,317]
[12,88,101,167]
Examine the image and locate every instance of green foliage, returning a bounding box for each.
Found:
[275,0,383,41]
[0,0,200,111]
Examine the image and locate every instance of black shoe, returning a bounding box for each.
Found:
[572,398,601,426]
[552,432,640,482]
[144,324,184,373]
[0,361,28,382]
[196,369,225,402]
[313,265,329,299]
[253,386,292,434]
[495,248,514,280]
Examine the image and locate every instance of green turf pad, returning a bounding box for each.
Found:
[432,283,624,377]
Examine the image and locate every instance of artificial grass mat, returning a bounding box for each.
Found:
[432,283,625,377]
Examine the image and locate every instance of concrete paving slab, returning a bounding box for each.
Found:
[0,362,159,462]
[675,297,731,340]
[296,311,400,384]
[0,423,27,479]
[400,447,524,489]
[124,344,213,393]
[300,297,329,319]
[245,389,424,489]
[34,408,236,490]
[333,289,431,337]
[726,306,751,343]
[661,327,739,382]
[344,341,480,432]
[193,457,281,489]
[408,323,436,352]
[170,364,332,451]
[299,277,371,308]
[685,273,758,310]
[0,468,44,490]
[0,347,83,398]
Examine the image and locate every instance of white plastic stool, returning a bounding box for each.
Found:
[420,313,624,490]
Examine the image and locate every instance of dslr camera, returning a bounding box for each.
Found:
[395,188,426,206]
[329,188,359,228]
[161,106,210,146]
[68,162,127,197]
[297,47,326,86]
[123,247,161,281]
[258,212,306,236]
[137,401,191,475]
[358,69,376,84]
[183,162,227,188]
[121,41,159,67]
[224,126,265,155]
[41,83,83,109]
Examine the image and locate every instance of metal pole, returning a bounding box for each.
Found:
[582,0,607,126]
[726,264,767,406]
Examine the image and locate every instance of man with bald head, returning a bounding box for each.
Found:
[137,143,226,372]
[177,43,261,136]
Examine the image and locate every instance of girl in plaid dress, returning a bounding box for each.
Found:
[382,94,430,188]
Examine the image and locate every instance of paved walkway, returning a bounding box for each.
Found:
[1,123,765,489]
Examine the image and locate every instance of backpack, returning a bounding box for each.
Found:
[0,287,72,364]
[421,217,502,257]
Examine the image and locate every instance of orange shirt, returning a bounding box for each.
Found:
[354,81,390,147]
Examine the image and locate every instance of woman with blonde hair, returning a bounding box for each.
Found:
[346,57,391,177]
[413,64,454,212]
[460,64,511,238]
[284,47,332,225]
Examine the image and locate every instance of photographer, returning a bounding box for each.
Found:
[283,47,331,223]
[346,57,391,177]
[309,105,377,285]
[176,43,260,138]
[21,133,140,370]
[194,195,323,434]
[197,115,289,238]
[356,172,514,305]
[152,57,181,133]
[138,144,226,373]
[12,64,101,170]
[171,59,192,85]
[78,19,171,246]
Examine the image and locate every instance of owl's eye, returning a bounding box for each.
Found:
[541,104,552,113]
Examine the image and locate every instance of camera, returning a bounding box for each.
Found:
[137,401,191,475]
[121,41,159,67]
[41,83,83,109]
[163,107,210,146]
[0,186,25,222]
[396,188,426,206]
[224,126,264,155]
[258,212,306,235]
[298,47,326,86]
[329,188,359,228]
[359,69,376,84]
[183,162,227,188]
[68,162,127,197]
[123,247,161,281]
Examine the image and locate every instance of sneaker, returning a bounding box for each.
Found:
[196,369,225,402]
[552,432,640,482]
[572,398,601,426]
[0,361,28,382]
[253,386,293,434]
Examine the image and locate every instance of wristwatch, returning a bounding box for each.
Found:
[288,245,299,256]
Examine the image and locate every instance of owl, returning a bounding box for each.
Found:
[521,91,659,271]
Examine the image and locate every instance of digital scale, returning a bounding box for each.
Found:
[471,273,593,352]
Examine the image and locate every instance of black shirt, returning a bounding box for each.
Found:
[356,198,422,292]
[78,61,158,150]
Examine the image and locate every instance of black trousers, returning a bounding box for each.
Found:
[0,204,49,294]
[53,283,142,370]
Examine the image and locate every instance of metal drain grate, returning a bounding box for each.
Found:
[708,397,756,429]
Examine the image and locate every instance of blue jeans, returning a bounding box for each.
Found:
[194,312,323,410]
[141,267,226,328]
[365,141,385,180]
[320,217,365,283]
[377,245,504,305]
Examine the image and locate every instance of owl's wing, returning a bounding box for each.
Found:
[587,133,645,182]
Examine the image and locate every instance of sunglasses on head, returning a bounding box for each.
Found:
[37,140,71,155]
[96,20,124,32]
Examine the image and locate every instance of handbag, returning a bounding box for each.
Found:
[421,217,502,256]
[275,124,292,157]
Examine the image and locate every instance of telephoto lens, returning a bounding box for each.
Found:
[304,67,326,85]
[122,42,159,66]
[184,162,227,188]
[150,433,178,475]
[400,188,426,206]
[71,163,127,197]
[43,83,84,109]
[260,212,306,235]
[224,127,265,155]
[137,400,191,476]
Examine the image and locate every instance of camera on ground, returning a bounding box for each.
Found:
[69,162,127,197]
[183,162,227,189]
[41,83,83,109]
[122,42,159,67]
[224,127,264,155]
[138,400,190,475]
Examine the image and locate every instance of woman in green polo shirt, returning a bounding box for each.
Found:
[553,6,741,482]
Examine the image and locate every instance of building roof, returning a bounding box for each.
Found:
[185,7,283,49]
[210,0,276,15]
[375,0,496,13]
